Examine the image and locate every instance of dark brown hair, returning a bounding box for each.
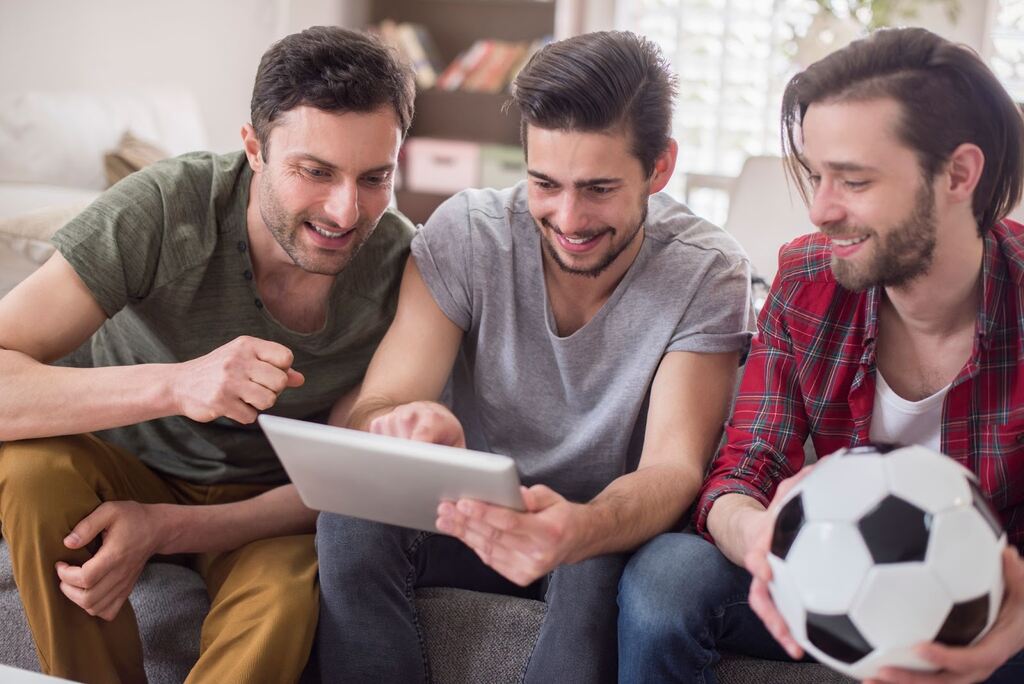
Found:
[781,27,1024,234]
[251,26,415,158]
[510,31,677,177]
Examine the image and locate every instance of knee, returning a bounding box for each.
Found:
[0,435,94,505]
[619,533,736,636]
[315,514,413,587]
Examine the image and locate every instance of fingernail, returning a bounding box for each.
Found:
[64,533,79,546]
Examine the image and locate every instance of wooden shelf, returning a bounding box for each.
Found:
[368,0,554,223]
[394,189,452,226]
[408,90,521,145]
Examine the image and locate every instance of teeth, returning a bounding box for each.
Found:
[833,235,869,247]
[563,235,594,245]
[310,223,345,239]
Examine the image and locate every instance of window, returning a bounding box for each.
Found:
[989,0,1024,101]
[616,0,817,222]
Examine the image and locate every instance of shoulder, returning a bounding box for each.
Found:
[992,218,1024,288]
[419,183,527,249]
[774,232,836,285]
[125,150,247,199]
[643,192,748,270]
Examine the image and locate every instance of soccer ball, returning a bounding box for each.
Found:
[768,444,1006,680]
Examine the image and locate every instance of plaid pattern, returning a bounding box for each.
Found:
[696,220,1024,550]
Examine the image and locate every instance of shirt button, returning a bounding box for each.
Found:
[237,241,248,253]
[243,270,253,281]
[254,298,263,309]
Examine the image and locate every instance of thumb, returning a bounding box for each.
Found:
[65,505,113,549]
[522,484,562,512]
[286,368,305,387]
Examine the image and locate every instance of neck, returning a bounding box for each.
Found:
[883,219,983,338]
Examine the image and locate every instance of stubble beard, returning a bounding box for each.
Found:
[830,181,937,292]
[258,172,373,276]
[537,204,648,279]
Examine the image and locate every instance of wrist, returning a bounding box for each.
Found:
[151,503,190,555]
[564,501,603,563]
[151,362,185,417]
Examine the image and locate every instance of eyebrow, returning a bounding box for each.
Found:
[527,170,622,188]
[289,153,395,175]
[818,161,879,173]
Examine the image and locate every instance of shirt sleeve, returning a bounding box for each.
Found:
[409,192,474,331]
[694,277,811,540]
[666,255,755,355]
[50,169,169,318]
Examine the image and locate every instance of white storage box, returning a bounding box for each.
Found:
[480,144,526,190]
[403,137,480,194]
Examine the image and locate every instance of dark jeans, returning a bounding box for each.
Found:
[315,512,627,683]
[618,532,1024,684]
[618,532,789,683]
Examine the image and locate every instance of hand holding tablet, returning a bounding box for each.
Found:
[258,414,524,532]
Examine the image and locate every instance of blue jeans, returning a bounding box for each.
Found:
[618,532,1024,684]
[315,513,626,683]
[618,532,789,683]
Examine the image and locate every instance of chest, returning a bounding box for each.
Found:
[875,327,974,401]
[257,279,331,334]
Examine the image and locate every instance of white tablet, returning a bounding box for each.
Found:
[258,414,524,532]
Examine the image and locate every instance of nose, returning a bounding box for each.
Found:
[807,181,845,229]
[322,180,359,229]
[553,191,588,235]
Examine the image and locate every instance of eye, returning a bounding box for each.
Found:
[532,179,557,191]
[843,180,869,190]
[361,173,391,187]
[807,174,822,188]
[588,185,613,196]
[303,167,330,180]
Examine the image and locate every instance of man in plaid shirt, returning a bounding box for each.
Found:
[618,27,1024,684]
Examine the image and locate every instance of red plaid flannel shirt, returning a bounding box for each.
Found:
[696,220,1024,551]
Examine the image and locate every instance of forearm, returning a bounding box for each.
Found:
[569,462,705,561]
[156,484,317,555]
[0,349,176,441]
[705,493,767,566]
[346,393,401,430]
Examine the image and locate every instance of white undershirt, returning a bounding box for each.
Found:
[868,370,950,452]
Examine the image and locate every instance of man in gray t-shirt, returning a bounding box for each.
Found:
[0,28,414,683]
[316,31,753,683]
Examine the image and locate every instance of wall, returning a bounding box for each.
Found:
[0,0,347,153]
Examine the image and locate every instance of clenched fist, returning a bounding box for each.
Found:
[171,336,304,424]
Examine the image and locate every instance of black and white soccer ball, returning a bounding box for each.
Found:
[768,444,1006,680]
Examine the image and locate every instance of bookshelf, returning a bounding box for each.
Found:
[366,0,558,224]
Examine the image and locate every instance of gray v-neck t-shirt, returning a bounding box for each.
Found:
[411,183,753,502]
[52,151,413,485]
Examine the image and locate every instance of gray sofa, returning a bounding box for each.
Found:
[0,540,852,683]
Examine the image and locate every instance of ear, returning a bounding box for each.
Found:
[648,138,678,195]
[944,143,984,206]
[241,123,263,172]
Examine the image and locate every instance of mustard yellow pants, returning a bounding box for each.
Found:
[0,434,317,684]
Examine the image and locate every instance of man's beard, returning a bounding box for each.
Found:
[830,181,937,292]
[536,204,647,279]
[259,173,374,276]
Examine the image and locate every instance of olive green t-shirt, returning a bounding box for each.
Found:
[51,151,413,485]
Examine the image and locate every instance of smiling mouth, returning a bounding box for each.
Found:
[306,221,351,239]
[831,235,870,247]
[562,234,599,245]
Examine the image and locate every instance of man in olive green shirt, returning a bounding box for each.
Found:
[0,27,414,683]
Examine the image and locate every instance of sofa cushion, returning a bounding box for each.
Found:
[0,90,206,191]
[104,132,169,187]
[0,200,92,297]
